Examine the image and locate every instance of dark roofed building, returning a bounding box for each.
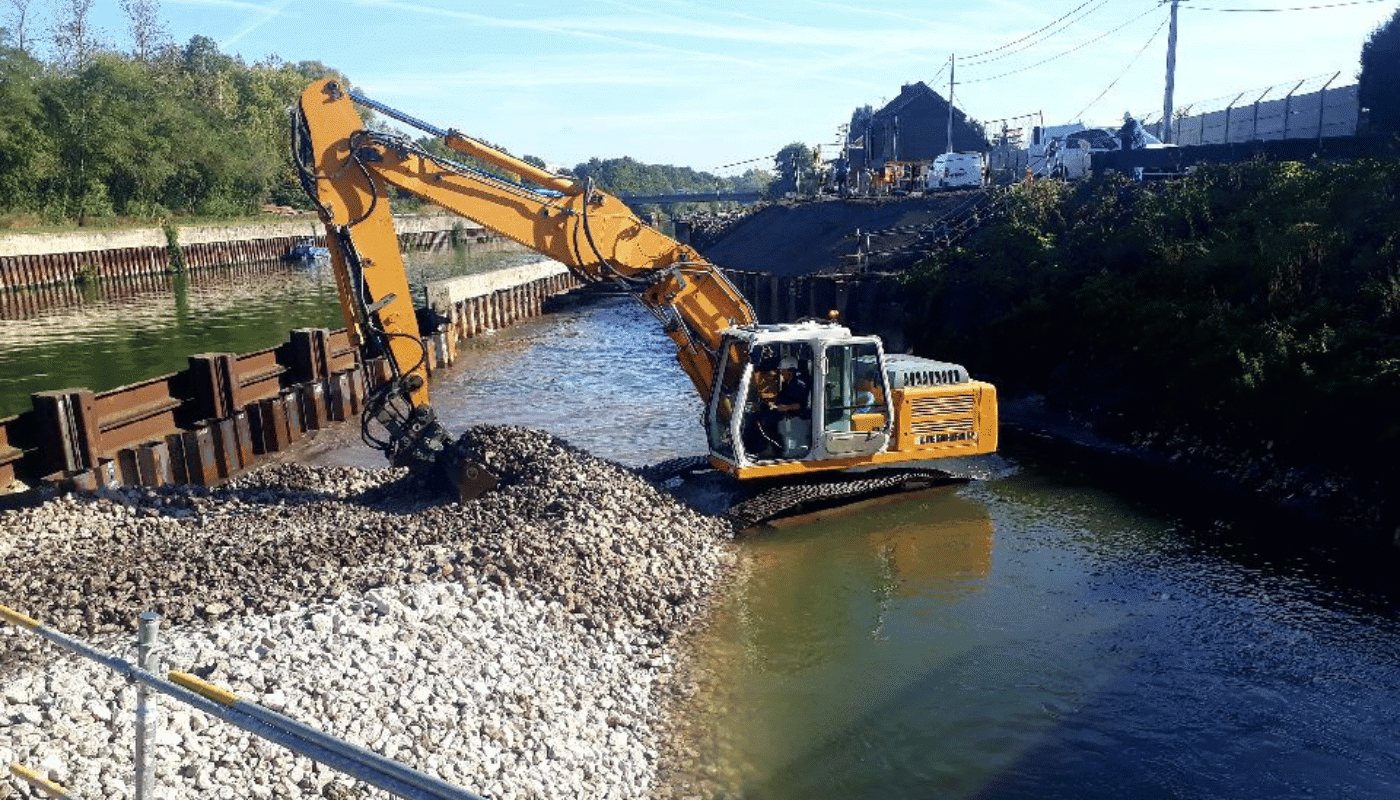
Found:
[846,82,989,172]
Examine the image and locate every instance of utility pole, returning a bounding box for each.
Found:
[1162,0,1180,143]
[947,54,956,154]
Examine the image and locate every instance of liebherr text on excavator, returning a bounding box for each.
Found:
[292,79,997,513]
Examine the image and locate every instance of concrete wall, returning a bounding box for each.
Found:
[0,215,487,291]
[0,215,470,258]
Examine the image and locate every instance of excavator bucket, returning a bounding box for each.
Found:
[445,450,499,503]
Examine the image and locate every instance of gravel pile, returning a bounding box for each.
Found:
[0,426,736,800]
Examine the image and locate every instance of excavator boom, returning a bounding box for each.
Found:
[296,79,753,404]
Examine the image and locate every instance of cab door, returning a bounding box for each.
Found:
[818,340,890,457]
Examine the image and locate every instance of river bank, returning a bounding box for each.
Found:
[996,389,1400,564]
[0,214,497,291]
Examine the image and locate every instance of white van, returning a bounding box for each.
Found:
[927,152,985,190]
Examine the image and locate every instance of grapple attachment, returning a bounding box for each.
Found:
[444,437,499,502]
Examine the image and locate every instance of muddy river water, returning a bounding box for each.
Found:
[7,256,1400,798]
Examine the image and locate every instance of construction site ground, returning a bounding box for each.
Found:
[694,192,986,275]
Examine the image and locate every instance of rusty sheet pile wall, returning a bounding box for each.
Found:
[0,217,494,291]
[1,262,578,494]
[725,268,914,352]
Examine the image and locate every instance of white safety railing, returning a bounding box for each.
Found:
[1,602,485,800]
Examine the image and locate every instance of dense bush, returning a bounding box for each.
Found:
[905,159,1400,468]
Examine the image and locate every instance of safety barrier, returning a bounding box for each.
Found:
[1170,75,1358,146]
[0,262,580,493]
[1,603,484,800]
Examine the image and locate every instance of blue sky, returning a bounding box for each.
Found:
[75,0,1399,174]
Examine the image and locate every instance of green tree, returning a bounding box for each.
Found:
[1360,4,1400,133]
[769,142,817,198]
[0,39,53,213]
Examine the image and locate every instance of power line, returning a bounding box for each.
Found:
[961,3,1164,84]
[961,0,1103,60]
[927,59,950,89]
[1183,0,1389,9]
[1074,15,1171,119]
[960,0,1120,67]
[712,153,777,172]
[925,0,1122,91]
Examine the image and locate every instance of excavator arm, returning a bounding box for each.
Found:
[293,79,754,404]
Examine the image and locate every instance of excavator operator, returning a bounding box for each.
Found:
[753,356,810,458]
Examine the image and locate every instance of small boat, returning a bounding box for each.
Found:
[284,237,330,263]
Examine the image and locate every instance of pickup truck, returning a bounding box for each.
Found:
[1045,127,1178,181]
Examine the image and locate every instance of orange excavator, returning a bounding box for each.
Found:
[292,79,997,522]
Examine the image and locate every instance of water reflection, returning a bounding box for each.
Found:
[0,266,344,417]
[677,488,1007,798]
[673,469,1400,800]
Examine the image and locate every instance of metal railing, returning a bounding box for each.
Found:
[1,602,485,800]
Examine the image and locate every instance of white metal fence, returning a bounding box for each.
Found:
[1165,73,1359,146]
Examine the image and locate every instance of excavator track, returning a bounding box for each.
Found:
[721,468,967,529]
[636,458,967,530]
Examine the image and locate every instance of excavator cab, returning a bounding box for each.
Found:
[706,321,894,476]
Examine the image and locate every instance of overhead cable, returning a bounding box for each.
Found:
[960,0,1103,60]
[1073,15,1171,119]
[927,59,950,89]
[963,3,1159,83]
[1182,0,1389,9]
[712,153,776,171]
[960,0,1121,67]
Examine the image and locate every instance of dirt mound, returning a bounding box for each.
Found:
[697,195,977,276]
